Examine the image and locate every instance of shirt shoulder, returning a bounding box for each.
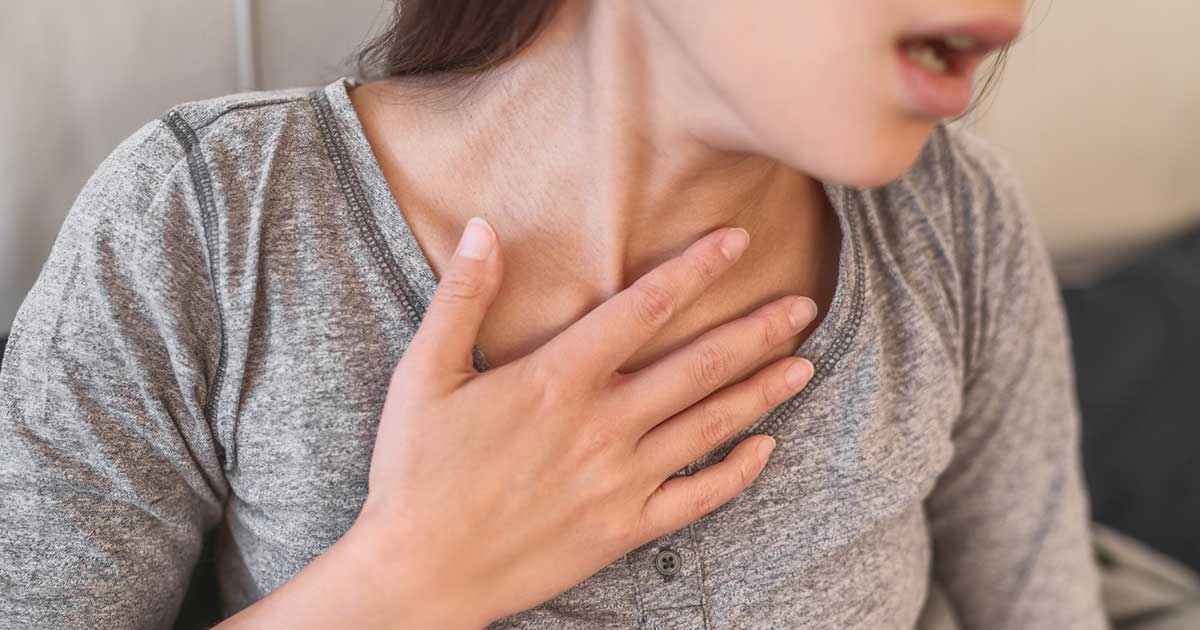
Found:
[149,81,342,257]
[846,122,1052,379]
[919,122,1056,350]
[884,121,1035,258]
[161,83,316,140]
[71,82,322,226]
[8,83,329,372]
[54,82,326,264]
[154,82,327,188]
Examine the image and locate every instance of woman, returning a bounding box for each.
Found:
[0,1,1107,628]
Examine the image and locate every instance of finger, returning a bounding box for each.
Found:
[635,433,777,544]
[613,294,817,433]
[636,356,812,481]
[405,216,504,378]
[534,226,750,381]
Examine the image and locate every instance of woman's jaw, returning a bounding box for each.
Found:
[637,0,1026,188]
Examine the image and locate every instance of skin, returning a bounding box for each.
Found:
[216,0,1024,627]
[346,0,1021,380]
[348,0,844,384]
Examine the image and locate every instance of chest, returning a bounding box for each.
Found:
[214,251,963,628]
[453,223,841,385]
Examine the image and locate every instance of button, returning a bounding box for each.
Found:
[653,548,682,577]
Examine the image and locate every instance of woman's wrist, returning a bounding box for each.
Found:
[336,513,498,630]
[213,514,493,630]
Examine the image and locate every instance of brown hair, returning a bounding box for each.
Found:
[963,48,1010,120]
[353,0,1007,118]
[354,0,564,80]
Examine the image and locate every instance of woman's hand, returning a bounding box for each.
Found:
[217,217,817,629]
[359,214,818,627]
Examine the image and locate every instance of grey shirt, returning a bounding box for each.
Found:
[0,77,1107,629]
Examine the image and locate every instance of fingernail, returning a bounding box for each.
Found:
[456,217,493,260]
[785,359,813,389]
[757,436,777,461]
[719,227,750,261]
[788,297,818,329]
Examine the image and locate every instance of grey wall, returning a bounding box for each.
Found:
[3,1,1198,327]
[0,1,387,329]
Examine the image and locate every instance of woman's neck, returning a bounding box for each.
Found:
[350,1,832,299]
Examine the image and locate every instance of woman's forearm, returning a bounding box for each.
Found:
[213,520,492,630]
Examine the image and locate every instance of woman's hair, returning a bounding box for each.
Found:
[354,0,1007,117]
[354,0,564,79]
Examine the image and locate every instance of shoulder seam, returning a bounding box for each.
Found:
[183,95,309,137]
[160,110,232,472]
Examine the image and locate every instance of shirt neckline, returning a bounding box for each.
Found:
[314,76,864,424]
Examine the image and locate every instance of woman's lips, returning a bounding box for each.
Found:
[895,19,1022,118]
[897,41,986,118]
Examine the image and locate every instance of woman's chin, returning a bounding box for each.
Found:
[797,124,937,189]
[809,150,928,189]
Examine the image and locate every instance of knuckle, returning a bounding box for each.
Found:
[522,353,587,413]
[633,279,677,329]
[738,455,758,488]
[521,350,551,382]
[691,343,732,390]
[698,402,738,449]
[758,374,781,409]
[578,423,620,460]
[599,512,638,548]
[693,249,724,282]
[434,269,485,301]
[522,354,560,403]
[757,309,787,350]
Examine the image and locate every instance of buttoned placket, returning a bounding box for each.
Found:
[627,463,710,629]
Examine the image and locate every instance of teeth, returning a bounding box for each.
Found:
[905,43,948,74]
[943,35,978,51]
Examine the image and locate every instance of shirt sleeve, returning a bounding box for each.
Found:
[922,129,1109,629]
[0,118,228,629]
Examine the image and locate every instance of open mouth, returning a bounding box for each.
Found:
[895,20,1021,117]
[900,35,985,76]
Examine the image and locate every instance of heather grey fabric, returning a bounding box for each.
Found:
[917,525,1200,630]
[0,77,1108,629]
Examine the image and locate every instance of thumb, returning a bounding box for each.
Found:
[405,216,503,377]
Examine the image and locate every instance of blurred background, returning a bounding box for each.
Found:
[2,0,1198,585]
